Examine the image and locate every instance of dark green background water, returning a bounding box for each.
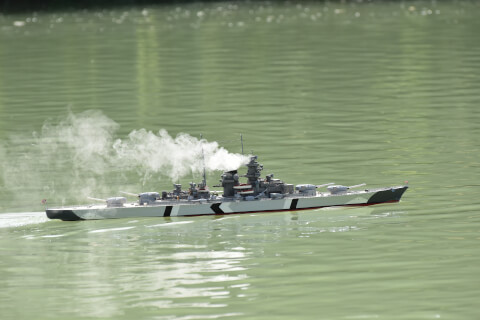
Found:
[1,1,479,319]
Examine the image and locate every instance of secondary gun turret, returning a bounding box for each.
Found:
[327,183,366,194]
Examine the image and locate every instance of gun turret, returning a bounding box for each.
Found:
[327,183,366,194]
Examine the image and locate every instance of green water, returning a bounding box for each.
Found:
[1,1,480,319]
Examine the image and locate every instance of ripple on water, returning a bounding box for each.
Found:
[88,226,136,233]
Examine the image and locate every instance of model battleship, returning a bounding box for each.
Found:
[46,155,408,221]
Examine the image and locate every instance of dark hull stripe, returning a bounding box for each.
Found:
[46,209,84,221]
[367,186,408,204]
[164,206,172,217]
[210,203,224,214]
[290,199,298,210]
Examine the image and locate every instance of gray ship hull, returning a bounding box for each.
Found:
[46,186,408,221]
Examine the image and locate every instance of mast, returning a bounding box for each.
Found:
[200,134,207,187]
[240,134,244,155]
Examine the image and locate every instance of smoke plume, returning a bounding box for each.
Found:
[0,110,249,210]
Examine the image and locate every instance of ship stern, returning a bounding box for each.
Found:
[46,209,83,221]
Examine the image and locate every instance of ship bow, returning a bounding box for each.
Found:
[367,186,408,204]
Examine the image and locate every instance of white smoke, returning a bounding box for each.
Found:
[0,111,249,210]
[113,128,247,182]
[35,110,119,175]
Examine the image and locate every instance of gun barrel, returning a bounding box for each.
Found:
[348,183,366,189]
[316,182,335,188]
[87,197,106,202]
[120,191,139,197]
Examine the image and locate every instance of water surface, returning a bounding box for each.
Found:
[1,1,480,319]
